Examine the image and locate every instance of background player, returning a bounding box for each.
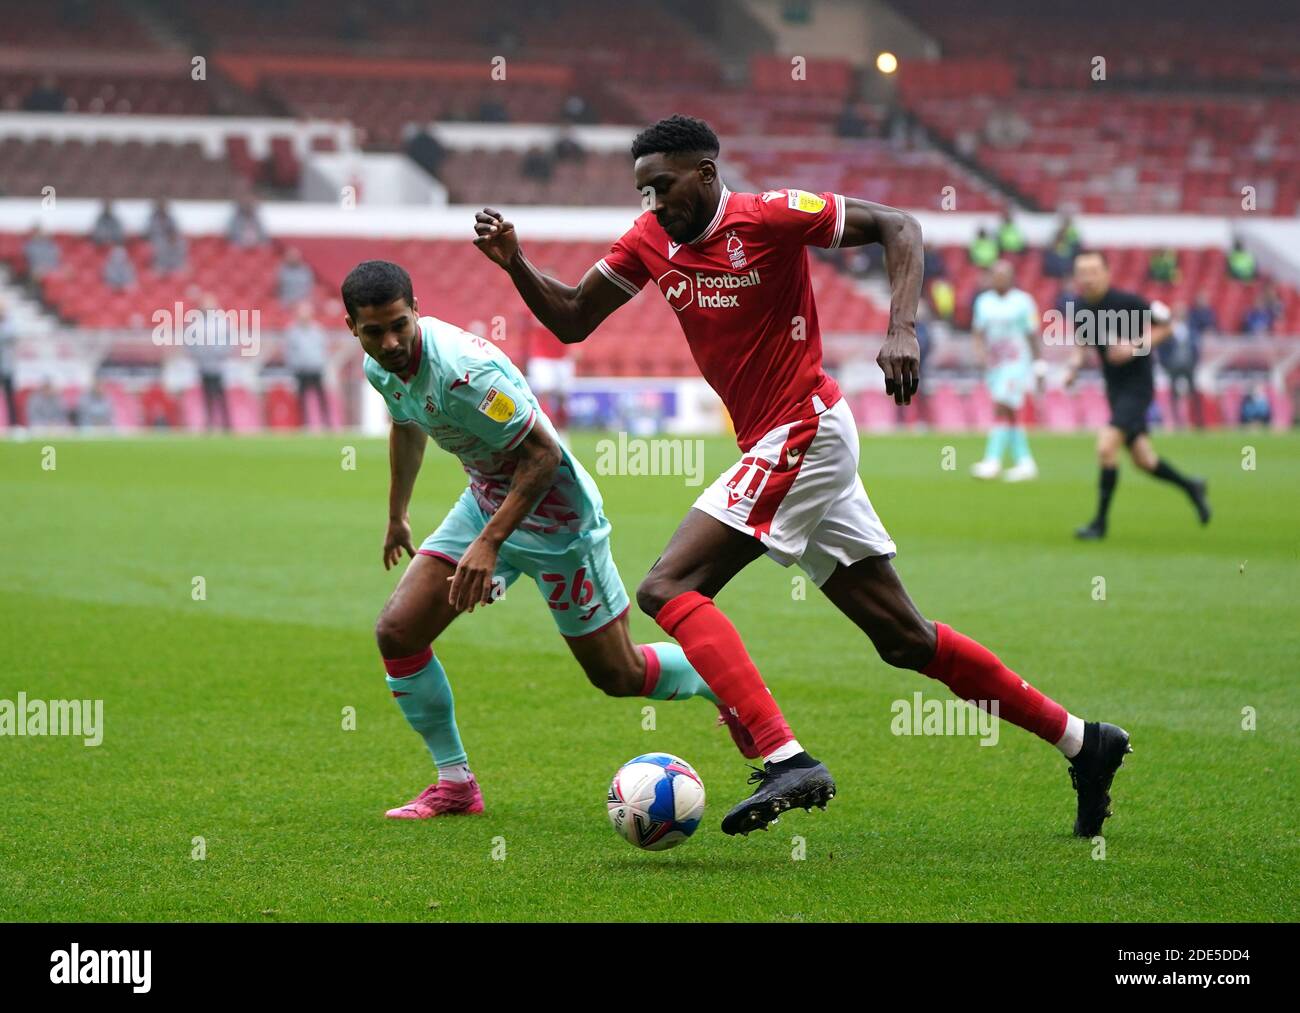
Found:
[345,259,753,819]
[1064,251,1211,539]
[970,259,1043,482]
[474,116,1132,840]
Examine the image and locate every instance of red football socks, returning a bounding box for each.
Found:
[654,591,794,756]
[922,622,1068,743]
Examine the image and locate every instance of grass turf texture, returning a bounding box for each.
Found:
[1,431,1296,922]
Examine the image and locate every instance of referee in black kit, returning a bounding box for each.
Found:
[1064,251,1211,540]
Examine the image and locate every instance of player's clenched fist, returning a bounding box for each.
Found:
[383,515,416,570]
[473,208,519,267]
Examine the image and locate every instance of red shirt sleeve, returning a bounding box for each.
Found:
[594,219,650,297]
[757,188,846,249]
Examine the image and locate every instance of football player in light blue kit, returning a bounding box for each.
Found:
[970,259,1044,482]
[344,260,755,819]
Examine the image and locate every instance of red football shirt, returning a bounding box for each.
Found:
[595,185,846,450]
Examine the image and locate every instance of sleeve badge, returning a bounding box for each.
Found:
[787,190,827,214]
[477,387,516,423]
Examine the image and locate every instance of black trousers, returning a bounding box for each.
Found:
[1,373,17,426]
[295,372,330,427]
[201,374,231,431]
[1166,366,1203,429]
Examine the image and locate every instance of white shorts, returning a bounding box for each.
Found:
[526,355,575,394]
[693,398,896,586]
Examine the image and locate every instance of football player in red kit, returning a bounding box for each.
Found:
[474,115,1131,839]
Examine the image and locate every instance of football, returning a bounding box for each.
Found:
[606,753,706,851]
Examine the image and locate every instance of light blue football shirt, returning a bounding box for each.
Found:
[973,287,1039,368]
[365,315,601,536]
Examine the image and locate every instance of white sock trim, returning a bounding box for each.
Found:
[765,739,803,764]
[1055,714,1085,759]
[437,762,472,783]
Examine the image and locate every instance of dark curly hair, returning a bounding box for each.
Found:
[630,115,720,161]
[341,260,414,319]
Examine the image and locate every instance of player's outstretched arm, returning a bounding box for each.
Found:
[839,198,924,404]
[473,208,633,343]
[384,421,427,570]
[447,425,563,612]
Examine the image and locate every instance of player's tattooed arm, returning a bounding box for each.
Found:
[839,198,924,405]
[384,421,427,570]
[448,425,563,612]
[473,208,632,342]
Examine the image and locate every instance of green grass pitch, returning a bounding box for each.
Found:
[1,430,1296,921]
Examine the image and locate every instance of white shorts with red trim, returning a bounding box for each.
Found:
[692,398,895,586]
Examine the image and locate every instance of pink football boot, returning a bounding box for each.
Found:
[717,706,761,759]
[385,777,484,819]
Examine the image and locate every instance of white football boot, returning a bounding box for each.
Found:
[1003,459,1039,482]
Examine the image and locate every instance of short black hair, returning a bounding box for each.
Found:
[1074,249,1108,267]
[630,115,719,161]
[341,260,414,319]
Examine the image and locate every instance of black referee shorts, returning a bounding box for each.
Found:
[1107,390,1152,445]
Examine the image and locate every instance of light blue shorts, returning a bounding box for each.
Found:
[986,362,1033,410]
[419,488,631,639]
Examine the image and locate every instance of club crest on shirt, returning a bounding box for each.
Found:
[787,189,826,214]
[424,395,437,414]
[477,386,516,423]
[726,230,747,270]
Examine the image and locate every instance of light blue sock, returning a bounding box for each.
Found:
[385,650,467,768]
[1009,426,1033,464]
[642,643,719,705]
[984,425,1009,463]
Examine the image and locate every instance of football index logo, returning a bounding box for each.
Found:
[658,269,694,312]
[658,268,761,312]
